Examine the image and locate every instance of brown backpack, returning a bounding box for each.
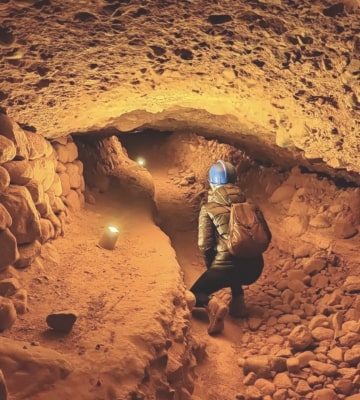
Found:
[226,202,271,258]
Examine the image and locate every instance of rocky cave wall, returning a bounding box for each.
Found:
[0,113,86,331]
[0,0,359,184]
[0,0,360,397]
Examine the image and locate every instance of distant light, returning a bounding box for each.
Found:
[136,157,146,167]
[108,226,119,233]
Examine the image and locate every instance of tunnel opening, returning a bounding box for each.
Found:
[116,129,173,168]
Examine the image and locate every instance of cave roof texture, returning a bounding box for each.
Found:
[0,0,359,182]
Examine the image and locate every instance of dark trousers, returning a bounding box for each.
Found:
[190,257,264,307]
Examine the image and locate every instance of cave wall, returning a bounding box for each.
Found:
[0,0,359,185]
[0,126,200,400]
[0,114,86,331]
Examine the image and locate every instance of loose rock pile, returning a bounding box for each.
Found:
[166,133,360,399]
[224,215,360,399]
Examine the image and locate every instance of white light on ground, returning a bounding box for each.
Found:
[97,226,120,250]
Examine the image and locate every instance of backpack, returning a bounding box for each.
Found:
[226,202,271,258]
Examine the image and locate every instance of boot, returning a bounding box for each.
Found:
[207,296,229,335]
[185,290,196,312]
[229,295,248,318]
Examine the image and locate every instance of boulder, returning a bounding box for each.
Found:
[14,241,41,269]
[0,166,10,192]
[24,131,53,160]
[0,114,30,159]
[29,154,57,191]
[0,204,12,230]
[2,161,34,185]
[24,179,45,205]
[0,229,19,271]
[0,136,16,164]
[65,162,81,189]
[0,297,16,331]
[52,140,78,163]
[12,289,28,315]
[0,278,21,297]
[0,185,41,244]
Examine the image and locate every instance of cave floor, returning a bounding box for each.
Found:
[4,155,360,400]
[4,161,253,400]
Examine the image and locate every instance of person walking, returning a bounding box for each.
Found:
[188,160,271,335]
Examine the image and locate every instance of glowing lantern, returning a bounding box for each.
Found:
[136,157,146,167]
[97,226,120,250]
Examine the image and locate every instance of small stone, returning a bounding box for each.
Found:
[272,388,288,400]
[46,310,78,333]
[270,357,287,373]
[0,278,21,297]
[0,297,17,331]
[243,356,271,379]
[295,379,312,395]
[312,388,338,400]
[254,378,276,396]
[311,327,334,341]
[334,378,353,396]
[245,386,262,400]
[248,316,262,331]
[343,276,360,293]
[327,347,343,364]
[288,325,313,351]
[286,357,300,373]
[309,360,337,377]
[273,372,293,390]
[308,314,330,330]
[243,371,257,385]
[12,288,28,314]
[344,344,360,365]
[297,351,317,368]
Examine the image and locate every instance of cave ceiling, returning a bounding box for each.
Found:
[0,0,359,182]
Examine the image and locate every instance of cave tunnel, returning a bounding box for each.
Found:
[1,0,360,398]
[2,121,360,399]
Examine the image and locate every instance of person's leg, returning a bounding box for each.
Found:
[207,296,228,335]
[190,268,230,307]
[189,268,229,335]
[229,256,264,318]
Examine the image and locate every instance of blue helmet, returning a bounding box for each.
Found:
[209,160,237,185]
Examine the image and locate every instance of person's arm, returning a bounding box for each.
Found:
[198,205,216,268]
